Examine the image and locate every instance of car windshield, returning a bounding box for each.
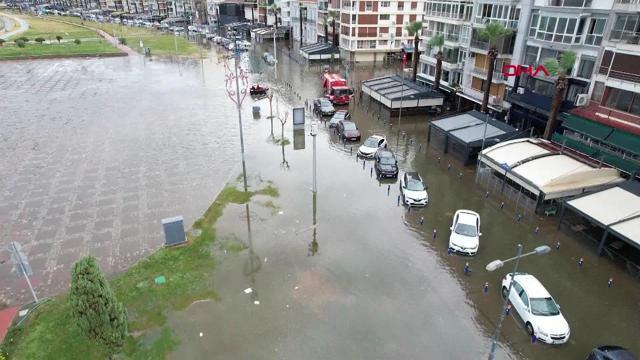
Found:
[320,100,332,107]
[364,138,379,147]
[530,297,560,316]
[380,156,396,165]
[334,89,350,96]
[332,113,345,121]
[406,179,424,191]
[343,122,357,130]
[454,223,477,237]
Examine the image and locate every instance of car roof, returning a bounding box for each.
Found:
[368,135,385,141]
[340,120,355,125]
[513,274,551,298]
[406,172,422,181]
[377,148,394,156]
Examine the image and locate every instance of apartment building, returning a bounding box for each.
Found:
[291,0,319,44]
[335,0,427,62]
[507,0,613,131]
[417,0,473,93]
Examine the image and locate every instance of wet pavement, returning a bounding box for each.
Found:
[0,42,638,359]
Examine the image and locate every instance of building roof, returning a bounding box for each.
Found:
[566,181,640,248]
[430,111,520,147]
[569,101,640,136]
[480,138,624,199]
[361,75,444,109]
[300,43,340,60]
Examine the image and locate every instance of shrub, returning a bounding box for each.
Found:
[118,37,127,45]
[15,39,25,48]
[35,37,45,44]
[19,37,28,43]
[74,38,81,45]
[56,35,63,43]
[70,256,128,357]
[0,39,5,46]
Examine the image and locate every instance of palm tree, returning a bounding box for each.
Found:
[542,51,577,140]
[250,3,255,25]
[428,33,444,90]
[269,3,281,28]
[478,23,512,113]
[404,21,423,83]
[328,10,339,46]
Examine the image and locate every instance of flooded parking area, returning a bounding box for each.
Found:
[0,44,638,359]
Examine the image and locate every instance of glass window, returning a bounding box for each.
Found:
[610,14,640,41]
[585,18,606,46]
[577,57,595,78]
[380,1,390,7]
[365,1,372,11]
[567,18,576,34]
[519,289,529,307]
[525,45,539,64]
[592,82,604,102]
[380,14,389,20]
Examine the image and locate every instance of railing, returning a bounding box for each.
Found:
[423,30,461,43]
[424,11,471,21]
[469,39,511,54]
[609,31,640,44]
[600,69,640,83]
[615,0,640,4]
[545,0,592,6]
[473,17,519,30]
[471,67,506,82]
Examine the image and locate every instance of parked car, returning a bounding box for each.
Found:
[448,209,481,256]
[313,98,335,116]
[329,110,350,128]
[586,346,637,360]
[336,120,361,142]
[374,148,399,178]
[357,135,387,158]
[502,273,570,345]
[400,172,428,207]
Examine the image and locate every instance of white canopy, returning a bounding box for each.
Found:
[480,138,623,199]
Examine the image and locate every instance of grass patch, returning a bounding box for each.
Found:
[4,181,278,359]
[46,15,201,57]
[219,235,249,253]
[275,137,291,146]
[0,40,120,58]
[9,14,97,40]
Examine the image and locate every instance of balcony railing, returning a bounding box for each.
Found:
[473,18,518,30]
[598,68,640,83]
[424,11,471,21]
[423,29,462,43]
[545,0,592,7]
[469,39,511,54]
[609,31,640,44]
[615,0,639,4]
[471,67,506,82]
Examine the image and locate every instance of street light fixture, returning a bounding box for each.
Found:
[310,120,318,194]
[486,244,551,360]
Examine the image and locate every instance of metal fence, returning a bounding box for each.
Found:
[475,163,537,219]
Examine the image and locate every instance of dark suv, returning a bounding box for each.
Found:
[313,98,336,116]
[374,148,399,178]
[336,120,361,141]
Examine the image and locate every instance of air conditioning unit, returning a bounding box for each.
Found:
[516,87,525,94]
[575,93,589,106]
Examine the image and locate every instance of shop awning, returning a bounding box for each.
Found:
[561,114,613,141]
[607,129,640,156]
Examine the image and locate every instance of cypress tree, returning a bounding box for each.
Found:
[70,256,128,358]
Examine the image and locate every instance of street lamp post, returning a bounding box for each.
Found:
[273,25,277,79]
[310,120,318,193]
[486,244,552,360]
[224,44,250,189]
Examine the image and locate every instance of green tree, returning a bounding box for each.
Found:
[15,39,25,48]
[328,10,339,46]
[56,35,63,43]
[0,39,6,46]
[269,3,281,28]
[35,37,45,44]
[74,38,81,44]
[428,33,444,90]
[70,256,128,358]
[404,21,423,82]
[478,22,512,113]
[542,51,577,140]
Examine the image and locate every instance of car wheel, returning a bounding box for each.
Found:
[501,286,508,299]
[525,322,534,337]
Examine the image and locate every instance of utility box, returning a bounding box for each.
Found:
[162,216,186,247]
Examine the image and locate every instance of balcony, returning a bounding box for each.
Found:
[469,39,512,55]
[473,18,518,30]
[615,0,639,3]
[544,0,592,7]
[423,30,465,44]
[471,67,506,82]
[609,31,640,45]
[423,11,471,22]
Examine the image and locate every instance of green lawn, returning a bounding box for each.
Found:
[0,40,121,59]
[2,182,278,359]
[10,14,97,40]
[50,15,201,57]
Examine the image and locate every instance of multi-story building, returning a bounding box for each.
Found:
[417,0,473,94]
[334,0,426,62]
[291,0,319,45]
[507,0,613,131]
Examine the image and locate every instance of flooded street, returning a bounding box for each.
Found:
[1,43,639,359]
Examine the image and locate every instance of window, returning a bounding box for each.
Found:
[368,40,376,48]
[380,1,390,7]
[531,15,577,43]
[610,14,640,41]
[519,289,529,308]
[365,1,372,11]
[525,45,539,65]
[592,81,605,102]
[380,14,390,20]
[584,18,606,46]
[397,2,404,10]
[352,14,356,22]
[576,57,595,79]
[378,40,388,46]
[606,88,640,115]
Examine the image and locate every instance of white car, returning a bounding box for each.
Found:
[399,172,428,206]
[358,135,387,158]
[502,273,570,344]
[448,209,481,255]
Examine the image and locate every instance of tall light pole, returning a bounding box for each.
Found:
[486,244,552,360]
[310,120,318,193]
[273,25,278,79]
[225,43,249,189]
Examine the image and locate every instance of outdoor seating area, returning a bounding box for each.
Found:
[361,75,444,114]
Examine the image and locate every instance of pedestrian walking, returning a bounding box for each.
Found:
[305,99,308,110]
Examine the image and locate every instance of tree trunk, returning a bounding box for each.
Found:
[299,9,303,47]
[481,48,497,113]
[324,22,328,43]
[544,75,566,140]
[251,6,255,25]
[275,13,278,28]
[333,21,338,46]
[412,34,419,82]
[434,50,442,90]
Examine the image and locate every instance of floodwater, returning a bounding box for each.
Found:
[0,42,638,359]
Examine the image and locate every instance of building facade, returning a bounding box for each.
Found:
[291,0,319,45]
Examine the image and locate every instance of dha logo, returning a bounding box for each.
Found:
[502,64,550,78]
